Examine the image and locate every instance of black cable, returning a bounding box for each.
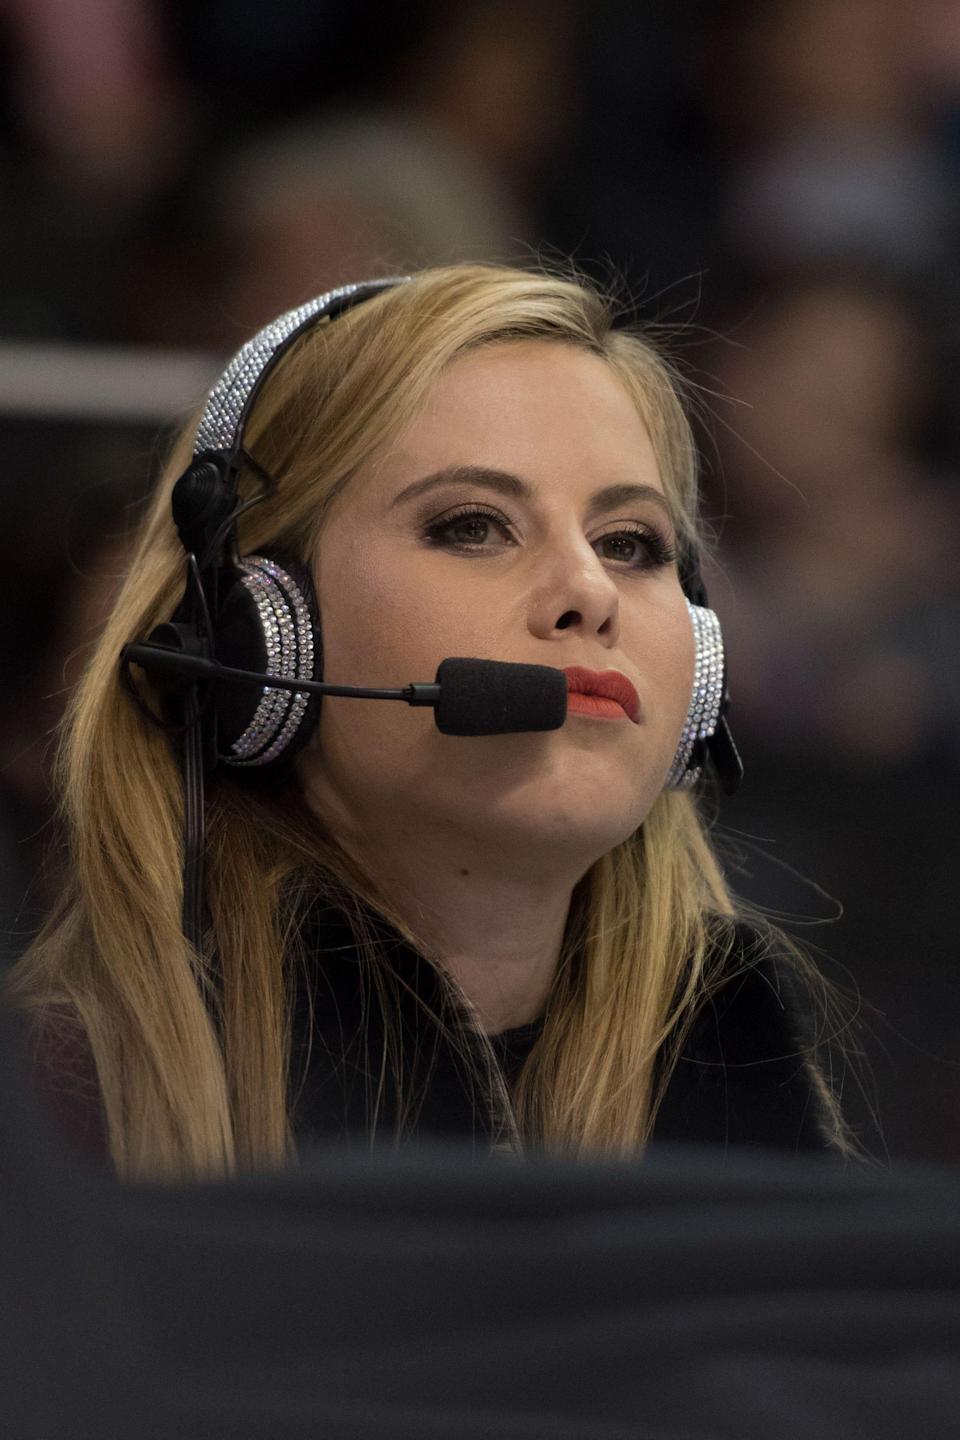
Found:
[181,686,205,959]
[196,465,272,574]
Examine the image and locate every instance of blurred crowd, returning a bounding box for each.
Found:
[1,0,958,1160]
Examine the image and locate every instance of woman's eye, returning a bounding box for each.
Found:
[422,505,513,551]
[595,527,677,570]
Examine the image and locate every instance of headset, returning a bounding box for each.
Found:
[122,277,743,951]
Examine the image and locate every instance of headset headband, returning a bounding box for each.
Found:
[194,279,407,473]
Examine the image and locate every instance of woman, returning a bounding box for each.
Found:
[8,264,849,1179]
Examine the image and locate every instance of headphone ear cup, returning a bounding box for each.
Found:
[665,599,726,791]
[212,554,323,775]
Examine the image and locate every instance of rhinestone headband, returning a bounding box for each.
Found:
[194,279,405,458]
[665,599,725,790]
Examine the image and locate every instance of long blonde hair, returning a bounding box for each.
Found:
[7,264,831,1180]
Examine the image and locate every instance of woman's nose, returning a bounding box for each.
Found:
[528,540,621,641]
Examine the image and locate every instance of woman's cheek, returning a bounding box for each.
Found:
[641,607,695,733]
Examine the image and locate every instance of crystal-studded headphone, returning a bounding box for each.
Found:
[129,276,742,795]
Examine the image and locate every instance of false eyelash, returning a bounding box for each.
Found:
[422,503,678,571]
[618,527,678,568]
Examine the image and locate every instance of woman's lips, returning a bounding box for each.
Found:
[561,667,641,724]
[566,692,632,721]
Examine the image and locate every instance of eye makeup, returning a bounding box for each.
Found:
[419,501,678,573]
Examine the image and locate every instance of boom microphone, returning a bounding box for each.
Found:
[122,645,569,736]
[434,658,567,735]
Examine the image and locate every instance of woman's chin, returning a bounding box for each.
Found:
[452,793,649,865]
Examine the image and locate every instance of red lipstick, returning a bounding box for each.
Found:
[561,667,641,724]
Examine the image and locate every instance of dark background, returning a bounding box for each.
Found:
[1,0,957,1162]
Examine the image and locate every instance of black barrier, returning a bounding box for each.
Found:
[2,1005,959,1440]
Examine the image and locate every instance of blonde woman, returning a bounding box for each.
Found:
[9,265,849,1180]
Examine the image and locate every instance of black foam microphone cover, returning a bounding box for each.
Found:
[434,658,567,736]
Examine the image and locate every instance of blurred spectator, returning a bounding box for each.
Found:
[121,0,579,347]
[701,0,959,279]
[701,267,958,767]
[2,0,191,208]
[385,0,577,191]
[538,1,722,299]
[0,0,196,341]
[200,109,529,341]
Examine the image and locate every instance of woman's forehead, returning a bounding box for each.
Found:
[348,339,665,512]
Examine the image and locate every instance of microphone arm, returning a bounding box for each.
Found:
[122,642,570,737]
[123,642,441,707]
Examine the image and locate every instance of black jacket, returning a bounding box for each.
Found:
[289,903,837,1156]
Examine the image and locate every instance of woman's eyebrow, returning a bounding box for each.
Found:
[390,464,675,525]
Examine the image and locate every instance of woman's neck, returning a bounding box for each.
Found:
[353,837,579,1034]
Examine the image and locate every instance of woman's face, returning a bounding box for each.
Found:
[298,340,694,874]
